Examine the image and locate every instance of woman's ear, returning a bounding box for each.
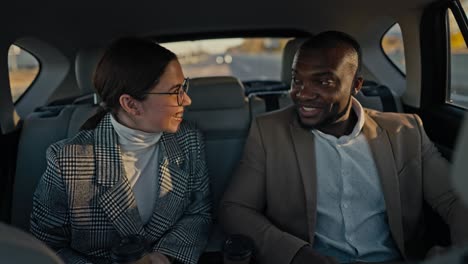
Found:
[119,94,141,116]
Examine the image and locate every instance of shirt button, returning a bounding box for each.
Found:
[342,203,348,209]
[349,236,354,242]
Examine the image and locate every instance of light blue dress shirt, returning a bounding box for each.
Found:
[312,98,401,263]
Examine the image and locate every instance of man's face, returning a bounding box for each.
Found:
[290,46,361,130]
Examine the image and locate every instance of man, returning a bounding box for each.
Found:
[219,31,468,264]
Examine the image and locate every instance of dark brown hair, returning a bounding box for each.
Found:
[81,37,177,130]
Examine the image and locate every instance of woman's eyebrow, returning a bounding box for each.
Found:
[167,83,182,92]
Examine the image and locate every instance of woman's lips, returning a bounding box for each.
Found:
[173,111,184,122]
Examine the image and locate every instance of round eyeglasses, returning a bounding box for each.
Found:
[145,78,190,106]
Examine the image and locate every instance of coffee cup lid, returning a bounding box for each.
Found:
[224,234,254,261]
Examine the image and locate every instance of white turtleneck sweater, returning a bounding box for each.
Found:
[110,115,162,224]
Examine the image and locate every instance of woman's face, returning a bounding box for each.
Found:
[124,59,192,133]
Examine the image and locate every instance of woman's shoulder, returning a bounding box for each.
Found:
[176,120,202,138]
[167,120,204,148]
[47,129,95,157]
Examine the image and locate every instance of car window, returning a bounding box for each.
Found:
[447,1,468,109]
[382,23,406,74]
[8,45,40,103]
[161,38,291,81]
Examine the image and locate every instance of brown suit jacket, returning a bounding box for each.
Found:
[220,105,468,264]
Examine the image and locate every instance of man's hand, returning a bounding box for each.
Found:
[148,251,172,264]
[291,245,338,264]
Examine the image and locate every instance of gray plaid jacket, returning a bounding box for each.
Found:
[30,113,211,264]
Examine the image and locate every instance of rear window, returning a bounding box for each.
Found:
[381,23,406,74]
[161,38,291,81]
[8,45,40,102]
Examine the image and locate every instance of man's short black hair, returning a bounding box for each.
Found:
[299,31,362,75]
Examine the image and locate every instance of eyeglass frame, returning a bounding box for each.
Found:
[144,77,190,106]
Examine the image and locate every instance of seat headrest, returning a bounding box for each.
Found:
[75,48,104,95]
[187,76,246,111]
[281,38,306,85]
[452,115,468,206]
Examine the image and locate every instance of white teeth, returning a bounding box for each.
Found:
[302,107,317,112]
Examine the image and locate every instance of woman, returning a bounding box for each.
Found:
[30,37,211,264]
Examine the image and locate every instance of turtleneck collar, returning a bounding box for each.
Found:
[110,114,162,152]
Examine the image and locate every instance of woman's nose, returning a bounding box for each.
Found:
[183,92,192,106]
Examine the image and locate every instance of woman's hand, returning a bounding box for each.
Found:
[147,251,172,264]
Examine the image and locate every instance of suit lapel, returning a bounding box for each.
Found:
[289,115,318,243]
[362,111,405,256]
[94,114,145,237]
[144,132,189,237]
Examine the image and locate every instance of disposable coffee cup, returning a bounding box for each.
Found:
[111,235,151,264]
[223,234,254,264]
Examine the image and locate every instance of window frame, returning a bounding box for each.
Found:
[420,0,458,109]
[415,0,468,154]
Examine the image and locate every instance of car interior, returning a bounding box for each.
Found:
[1,0,468,263]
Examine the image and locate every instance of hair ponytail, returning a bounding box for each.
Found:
[79,105,110,130]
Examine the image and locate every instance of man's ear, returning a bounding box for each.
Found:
[119,94,141,116]
[352,76,364,95]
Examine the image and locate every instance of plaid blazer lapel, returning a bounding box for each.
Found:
[94,114,145,237]
[145,132,190,238]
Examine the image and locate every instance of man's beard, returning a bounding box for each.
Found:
[296,94,352,130]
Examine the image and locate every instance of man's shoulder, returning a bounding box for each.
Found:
[364,108,421,131]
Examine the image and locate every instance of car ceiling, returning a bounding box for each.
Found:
[2,0,435,48]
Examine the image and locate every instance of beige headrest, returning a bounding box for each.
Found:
[187,76,246,111]
[281,38,306,85]
[75,48,104,95]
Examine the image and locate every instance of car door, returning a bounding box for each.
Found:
[405,0,468,247]
[417,0,468,160]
